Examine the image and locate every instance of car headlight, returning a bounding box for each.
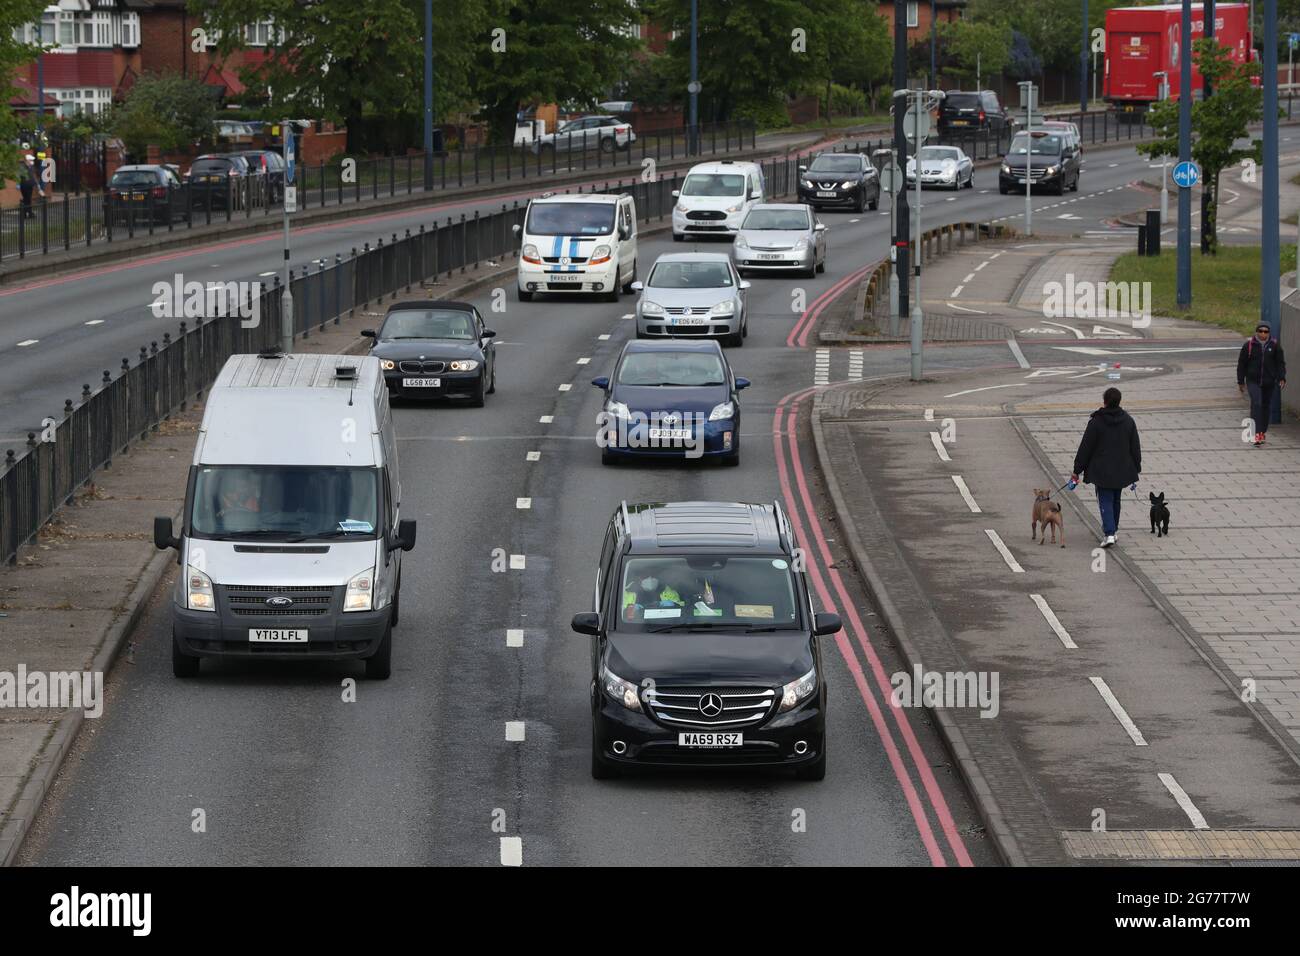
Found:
[792,238,810,251]
[840,180,856,189]
[800,178,811,187]
[734,234,749,248]
[710,299,736,316]
[449,359,479,371]
[708,401,734,421]
[1045,165,1059,176]
[606,400,631,419]
[344,567,374,612]
[641,300,665,315]
[676,203,688,213]
[601,664,642,712]
[379,359,395,371]
[724,204,742,214]
[522,243,540,264]
[779,665,818,712]
[1001,163,1012,174]
[186,565,215,612]
[590,243,612,265]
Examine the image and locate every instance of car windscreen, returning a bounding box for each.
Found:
[1009,134,1063,156]
[525,202,615,236]
[380,309,476,340]
[944,93,982,110]
[615,556,801,631]
[741,208,809,230]
[111,171,159,187]
[680,173,746,197]
[807,154,862,173]
[918,147,960,161]
[190,465,380,540]
[647,260,733,288]
[616,351,726,387]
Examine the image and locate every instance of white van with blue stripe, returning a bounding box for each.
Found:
[513,193,638,302]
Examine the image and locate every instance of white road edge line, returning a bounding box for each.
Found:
[1089,676,1148,746]
[929,431,951,462]
[943,383,1022,399]
[947,302,988,314]
[984,529,1024,573]
[1007,337,1030,369]
[1158,772,1210,829]
[1030,594,1077,649]
[952,476,981,513]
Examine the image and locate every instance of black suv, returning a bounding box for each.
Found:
[797,151,879,212]
[999,129,1081,195]
[939,90,1016,135]
[571,500,841,780]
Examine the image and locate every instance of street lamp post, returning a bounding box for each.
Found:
[1154,71,1169,224]
[1177,0,1193,307]
[894,0,910,319]
[1262,0,1280,336]
[689,0,699,156]
[902,88,945,381]
[1081,0,1090,112]
[1018,81,1036,236]
[423,0,433,190]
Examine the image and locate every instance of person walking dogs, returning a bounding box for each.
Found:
[1237,322,1286,446]
[1071,387,1142,549]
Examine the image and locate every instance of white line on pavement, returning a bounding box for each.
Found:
[929,431,951,462]
[962,273,975,282]
[950,285,965,296]
[1007,338,1030,369]
[516,497,532,509]
[16,340,37,347]
[985,529,1024,573]
[1030,594,1077,649]
[539,415,554,424]
[974,261,988,271]
[505,721,526,742]
[621,313,634,320]
[507,629,524,647]
[500,836,523,866]
[509,554,526,570]
[526,451,541,461]
[943,383,1022,398]
[1041,320,1086,339]
[598,333,611,340]
[576,357,590,365]
[948,302,988,314]
[952,476,981,513]
[558,384,572,392]
[1089,676,1148,746]
[85,319,104,326]
[1158,772,1210,829]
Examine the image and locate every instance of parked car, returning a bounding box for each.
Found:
[999,130,1081,195]
[633,252,750,347]
[591,339,749,466]
[572,499,840,780]
[732,203,827,277]
[107,164,189,226]
[234,149,287,203]
[532,115,636,154]
[362,300,498,406]
[187,154,252,210]
[796,151,880,212]
[905,145,975,190]
[939,90,1017,136]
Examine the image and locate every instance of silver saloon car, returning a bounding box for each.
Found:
[633,252,750,347]
[905,145,975,190]
[732,203,827,278]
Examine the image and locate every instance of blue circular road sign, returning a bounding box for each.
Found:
[1172,161,1200,189]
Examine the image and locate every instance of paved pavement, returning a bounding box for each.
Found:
[813,230,1300,862]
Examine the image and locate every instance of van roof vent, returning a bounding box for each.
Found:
[335,364,358,380]
[257,347,283,359]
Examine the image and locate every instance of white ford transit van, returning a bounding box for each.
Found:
[671,160,767,241]
[513,192,637,302]
[154,352,415,680]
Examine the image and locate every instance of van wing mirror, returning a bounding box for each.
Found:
[591,376,610,389]
[361,328,377,338]
[391,519,417,552]
[571,612,601,636]
[511,223,522,236]
[153,516,179,551]
[734,377,751,390]
[813,612,842,637]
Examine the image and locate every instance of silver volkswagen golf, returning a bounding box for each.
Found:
[633,252,750,348]
[732,203,827,278]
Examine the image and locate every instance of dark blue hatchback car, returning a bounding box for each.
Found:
[592,340,749,466]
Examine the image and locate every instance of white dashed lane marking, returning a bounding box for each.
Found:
[929,431,951,462]
[576,357,590,365]
[85,320,104,326]
[1030,594,1077,649]
[952,476,981,513]
[506,629,524,647]
[500,836,523,866]
[1159,773,1210,829]
[984,529,1025,573]
[526,451,540,461]
[505,722,526,742]
[516,497,532,510]
[539,415,554,424]
[509,554,526,570]
[17,340,38,347]
[558,383,572,392]
[1090,676,1148,746]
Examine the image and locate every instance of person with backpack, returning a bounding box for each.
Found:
[1237,322,1287,446]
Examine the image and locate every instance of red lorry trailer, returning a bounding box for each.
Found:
[1103,2,1253,114]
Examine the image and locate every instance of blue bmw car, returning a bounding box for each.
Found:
[592,340,749,466]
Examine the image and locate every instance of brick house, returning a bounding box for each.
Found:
[875,0,967,40]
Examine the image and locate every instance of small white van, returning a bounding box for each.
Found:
[513,192,638,302]
[154,352,416,680]
[671,160,767,241]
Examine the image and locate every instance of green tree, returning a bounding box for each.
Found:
[1137,39,1263,256]
[193,0,488,153]
[469,0,643,144]
[818,1,892,116]
[111,74,220,157]
[968,0,1129,74]
[0,0,48,187]
[938,19,1011,86]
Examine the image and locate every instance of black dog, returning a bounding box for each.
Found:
[1149,492,1170,537]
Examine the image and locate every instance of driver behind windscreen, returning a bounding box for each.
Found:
[622,569,683,621]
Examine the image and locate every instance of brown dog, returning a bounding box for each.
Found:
[1031,489,1065,547]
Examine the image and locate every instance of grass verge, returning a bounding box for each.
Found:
[1111,244,1296,335]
